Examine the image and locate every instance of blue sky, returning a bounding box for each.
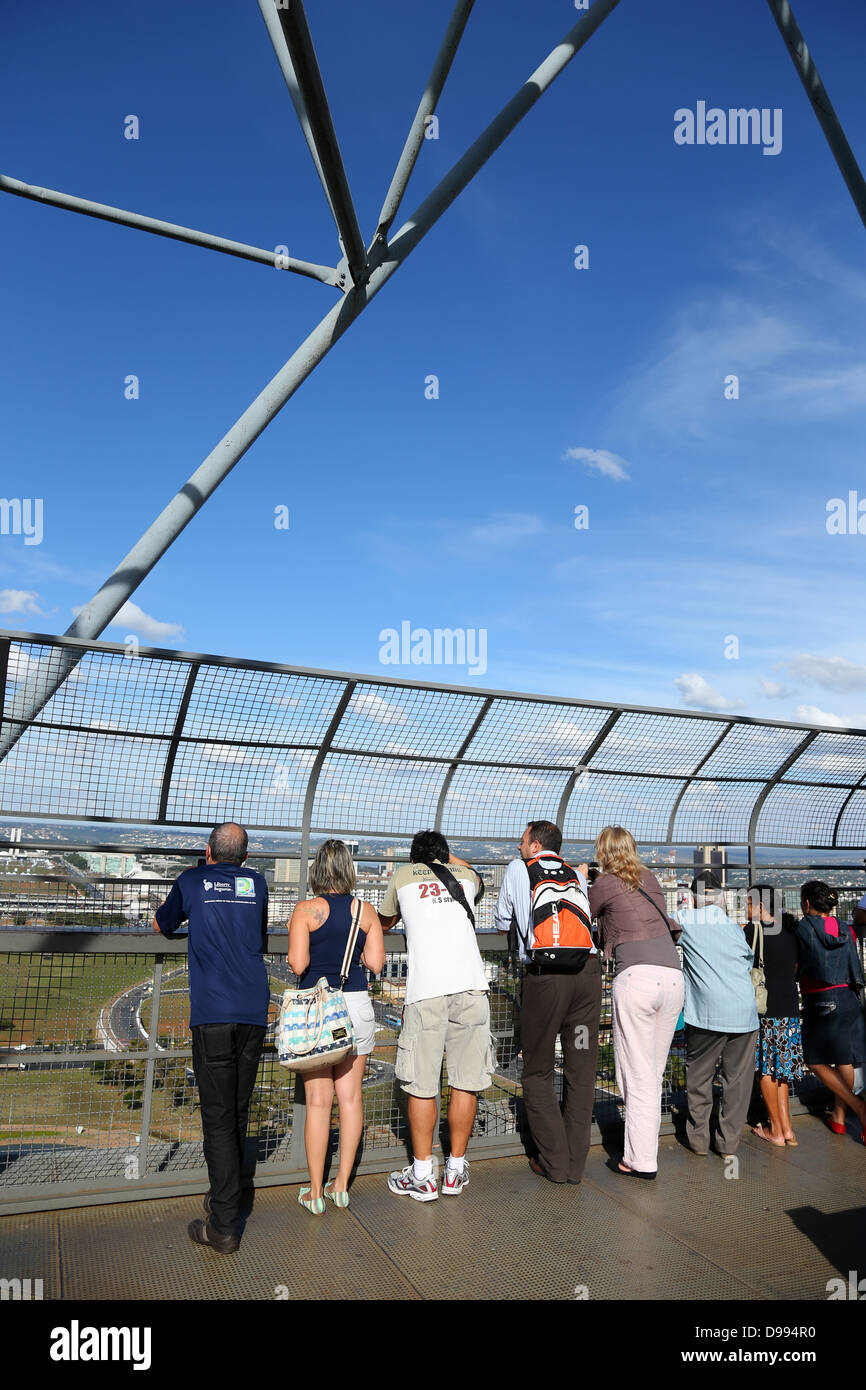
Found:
[3,0,866,727]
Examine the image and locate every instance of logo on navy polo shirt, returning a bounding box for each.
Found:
[235,877,255,897]
[203,879,232,895]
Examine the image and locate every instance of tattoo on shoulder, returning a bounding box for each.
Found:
[308,902,329,927]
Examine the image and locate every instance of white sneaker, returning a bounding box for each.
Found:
[442,1160,469,1195]
[387,1164,438,1202]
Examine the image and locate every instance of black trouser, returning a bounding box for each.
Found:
[520,959,602,1182]
[191,1023,266,1236]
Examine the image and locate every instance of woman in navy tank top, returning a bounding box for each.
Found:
[288,840,385,1213]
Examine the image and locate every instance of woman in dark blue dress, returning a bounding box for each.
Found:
[288,841,385,1211]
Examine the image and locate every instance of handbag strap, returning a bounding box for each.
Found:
[750,918,765,970]
[338,897,365,989]
[636,885,678,940]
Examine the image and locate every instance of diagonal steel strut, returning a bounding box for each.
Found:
[0,174,340,286]
[766,0,866,231]
[0,0,623,759]
[256,0,337,226]
[270,0,368,285]
[374,0,476,242]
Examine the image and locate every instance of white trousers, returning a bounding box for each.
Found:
[612,964,685,1173]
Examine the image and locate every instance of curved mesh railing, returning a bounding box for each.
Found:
[3,631,866,855]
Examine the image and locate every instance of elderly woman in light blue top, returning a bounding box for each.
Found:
[673,871,759,1157]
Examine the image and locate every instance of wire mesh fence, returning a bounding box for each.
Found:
[6,631,866,849]
[0,934,627,1202]
[3,898,857,1210]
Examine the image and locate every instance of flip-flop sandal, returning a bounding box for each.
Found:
[298,1187,325,1215]
[752,1124,785,1146]
[324,1181,349,1209]
[784,1136,799,1146]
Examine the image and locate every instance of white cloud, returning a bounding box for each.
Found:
[786,653,866,693]
[759,678,796,699]
[562,447,630,482]
[467,513,546,546]
[674,673,745,712]
[7,645,46,686]
[611,290,866,437]
[794,704,848,728]
[72,601,184,643]
[0,589,43,615]
[348,690,409,727]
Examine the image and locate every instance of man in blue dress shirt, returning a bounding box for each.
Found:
[674,870,758,1157]
[154,822,269,1253]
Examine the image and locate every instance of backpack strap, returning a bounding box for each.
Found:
[423,861,476,929]
[338,898,365,989]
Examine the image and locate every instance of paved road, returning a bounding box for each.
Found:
[106,966,188,1046]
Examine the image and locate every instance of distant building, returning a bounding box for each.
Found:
[274,859,300,885]
[0,827,24,859]
[82,852,138,876]
[693,845,727,888]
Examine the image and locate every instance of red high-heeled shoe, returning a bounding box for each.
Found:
[823,1115,846,1136]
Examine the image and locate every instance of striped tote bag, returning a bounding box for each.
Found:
[278,899,363,1072]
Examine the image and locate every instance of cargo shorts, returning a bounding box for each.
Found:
[395,991,496,1098]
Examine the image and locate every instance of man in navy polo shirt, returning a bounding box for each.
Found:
[154,821,269,1254]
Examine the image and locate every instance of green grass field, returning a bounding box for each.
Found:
[0,954,156,1047]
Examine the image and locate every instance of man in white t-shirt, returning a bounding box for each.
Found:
[378,829,495,1201]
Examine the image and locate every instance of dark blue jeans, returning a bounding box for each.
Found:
[191,1023,266,1236]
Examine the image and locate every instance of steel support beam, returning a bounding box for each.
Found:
[664,721,735,844]
[256,0,337,225]
[297,680,357,899]
[830,764,866,848]
[374,0,476,240]
[270,0,367,284]
[135,955,164,1182]
[0,174,339,286]
[0,0,623,759]
[746,731,818,853]
[433,696,493,831]
[766,0,866,231]
[156,663,202,824]
[555,710,623,831]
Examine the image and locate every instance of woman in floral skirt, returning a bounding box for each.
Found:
[745,886,804,1146]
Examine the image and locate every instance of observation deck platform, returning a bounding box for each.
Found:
[5,1110,865,1303]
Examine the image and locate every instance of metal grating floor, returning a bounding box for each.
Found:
[1,1114,864,1301]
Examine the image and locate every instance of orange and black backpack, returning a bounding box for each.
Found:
[524,854,594,971]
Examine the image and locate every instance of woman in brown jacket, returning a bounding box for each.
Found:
[589,826,683,1179]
